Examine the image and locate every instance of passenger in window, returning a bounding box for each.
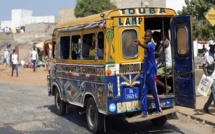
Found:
[82,35,93,57]
[97,33,104,59]
[153,31,171,92]
[134,29,162,117]
[154,32,172,69]
[153,32,162,59]
[72,43,79,59]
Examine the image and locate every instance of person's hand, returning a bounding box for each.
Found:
[134,39,140,46]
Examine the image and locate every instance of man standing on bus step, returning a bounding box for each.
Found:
[134,29,162,117]
[202,40,215,114]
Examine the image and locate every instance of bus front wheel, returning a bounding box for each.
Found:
[55,91,66,115]
[151,116,167,126]
[86,97,104,134]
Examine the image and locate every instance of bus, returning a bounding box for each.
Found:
[47,7,195,133]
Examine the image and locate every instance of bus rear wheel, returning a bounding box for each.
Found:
[86,97,104,134]
[55,91,66,115]
[151,116,167,126]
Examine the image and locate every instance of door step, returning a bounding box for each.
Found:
[125,107,178,123]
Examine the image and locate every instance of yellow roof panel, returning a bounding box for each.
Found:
[55,11,111,29]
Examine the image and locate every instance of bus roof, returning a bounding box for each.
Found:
[55,10,111,29]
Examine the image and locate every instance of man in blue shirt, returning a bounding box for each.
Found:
[135,29,162,117]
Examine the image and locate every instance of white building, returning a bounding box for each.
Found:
[1,9,56,31]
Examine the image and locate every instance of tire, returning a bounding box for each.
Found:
[55,91,66,115]
[86,98,104,134]
[151,116,167,126]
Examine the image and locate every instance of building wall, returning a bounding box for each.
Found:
[1,21,12,30]
[1,9,56,30]
[25,16,56,24]
[58,8,76,23]
[25,23,55,33]
[11,9,32,28]
[0,33,13,41]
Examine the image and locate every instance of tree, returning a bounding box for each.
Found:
[178,0,215,40]
[74,0,117,18]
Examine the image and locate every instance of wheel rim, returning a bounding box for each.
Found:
[88,105,95,126]
[56,92,60,110]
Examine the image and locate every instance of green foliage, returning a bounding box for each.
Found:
[178,0,215,40]
[74,0,117,18]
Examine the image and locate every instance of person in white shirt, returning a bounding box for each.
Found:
[4,49,10,67]
[153,32,172,93]
[202,41,215,114]
[11,49,18,77]
[31,46,38,72]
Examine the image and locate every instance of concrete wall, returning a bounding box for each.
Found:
[12,23,55,42]
[25,23,55,33]
[58,8,76,23]
[1,9,56,29]
[0,33,13,41]
[1,21,12,29]
[25,16,56,24]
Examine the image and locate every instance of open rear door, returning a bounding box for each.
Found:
[171,15,196,108]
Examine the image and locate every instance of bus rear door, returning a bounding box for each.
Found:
[171,15,196,108]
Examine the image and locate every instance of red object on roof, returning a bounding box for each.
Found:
[198,40,207,44]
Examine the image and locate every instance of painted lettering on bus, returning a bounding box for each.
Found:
[119,8,166,15]
[118,17,142,26]
[117,100,141,113]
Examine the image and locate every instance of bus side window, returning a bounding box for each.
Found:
[97,32,104,59]
[71,35,81,60]
[82,34,94,60]
[60,36,70,59]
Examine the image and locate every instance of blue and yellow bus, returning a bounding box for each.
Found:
[47,7,195,133]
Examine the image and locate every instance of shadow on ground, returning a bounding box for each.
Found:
[47,104,186,134]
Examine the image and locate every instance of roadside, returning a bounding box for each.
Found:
[177,69,215,128]
[0,63,214,130]
[0,64,48,87]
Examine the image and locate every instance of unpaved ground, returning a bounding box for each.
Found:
[0,63,48,87]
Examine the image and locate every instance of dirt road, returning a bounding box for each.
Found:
[0,64,48,87]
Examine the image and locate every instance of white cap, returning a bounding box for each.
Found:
[208,40,214,45]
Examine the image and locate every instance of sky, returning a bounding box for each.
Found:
[0,0,77,21]
[166,0,186,12]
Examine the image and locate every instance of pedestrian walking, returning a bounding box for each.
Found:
[11,49,18,77]
[31,46,38,72]
[4,49,10,67]
[134,29,162,117]
[202,40,215,114]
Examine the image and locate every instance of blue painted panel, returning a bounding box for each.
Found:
[171,15,195,108]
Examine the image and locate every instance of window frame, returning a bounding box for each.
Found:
[121,29,138,59]
[176,26,189,58]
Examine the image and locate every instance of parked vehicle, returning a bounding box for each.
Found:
[47,7,195,133]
